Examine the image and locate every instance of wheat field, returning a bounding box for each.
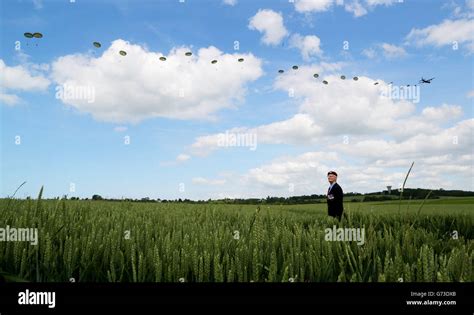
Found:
[0,192,472,282]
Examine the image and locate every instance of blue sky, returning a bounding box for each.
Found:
[1,0,473,200]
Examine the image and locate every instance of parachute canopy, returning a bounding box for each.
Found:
[313,73,319,78]
[32,32,43,38]
[292,65,298,70]
[238,58,244,62]
[159,56,167,61]
[211,60,218,64]
[340,75,346,80]
[374,82,379,85]
[322,80,328,85]
[353,76,359,81]
[93,42,101,48]
[24,32,33,38]
[278,70,284,73]
[119,50,127,56]
[185,52,192,56]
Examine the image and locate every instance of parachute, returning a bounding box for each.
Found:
[119,50,127,56]
[278,70,284,73]
[353,76,359,81]
[313,73,319,78]
[292,65,298,70]
[185,52,192,56]
[238,58,244,62]
[211,60,218,64]
[322,80,328,85]
[340,75,346,80]
[374,82,379,85]
[24,32,42,46]
[159,56,167,61]
[93,42,101,48]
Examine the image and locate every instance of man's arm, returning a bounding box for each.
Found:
[335,185,343,203]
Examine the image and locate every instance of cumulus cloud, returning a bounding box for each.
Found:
[222,0,237,5]
[211,138,473,196]
[332,119,473,162]
[176,54,471,195]
[405,19,474,52]
[421,104,463,121]
[380,43,408,59]
[344,0,368,17]
[50,40,263,123]
[361,48,377,59]
[361,43,407,59]
[248,9,289,46]
[293,0,399,17]
[0,59,50,106]
[176,154,191,162]
[0,93,21,106]
[289,33,323,61]
[294,0,337,13]
[244,151,340,188]
[113,126,128,132]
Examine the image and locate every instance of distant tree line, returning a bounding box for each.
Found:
[57,188,474,205]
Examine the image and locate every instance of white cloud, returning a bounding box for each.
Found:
[192,177,226,185]
[238,146,473,195]
[189,113,321,156]
[361,43,407,59]
[0,93,21,106]
[293,0,399,17]
[361,48,377,59]
[113,126,128,132]
[421,104,463,121]
[289,33,323,61]
[176,154,191,162]
[222,0,237,5]
[248,9,289,46]
[232,134,474,194]
[450,0,474,19]
[294,0,336,13]
[405,19,474,52]
[50,40,263,123]
[344,0,368,17]
[244,151,340,188]
[0,59,50,106]
[186,63,468,159]
[0,59,50,91]
[380,43,408,59]
[332,119,474,162]
[365,0,399,6]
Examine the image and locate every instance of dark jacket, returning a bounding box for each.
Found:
[327,182,344,218]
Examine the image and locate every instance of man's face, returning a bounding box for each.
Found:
[328,174,337,183]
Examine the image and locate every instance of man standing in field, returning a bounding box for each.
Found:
[327,171,344,220]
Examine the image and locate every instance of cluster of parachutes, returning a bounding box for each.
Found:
[277,66,368,85]
[23,32,43,46]
[91,41,246,64]
[24,35,431,87]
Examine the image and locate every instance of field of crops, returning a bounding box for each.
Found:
[0,193,472,282]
